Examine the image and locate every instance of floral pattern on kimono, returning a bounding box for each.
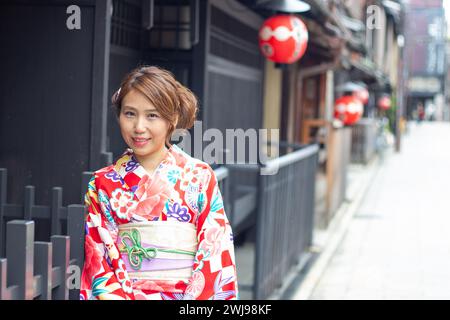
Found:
[80,144,238,300]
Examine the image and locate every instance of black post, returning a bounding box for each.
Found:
[253,171,266,299]
[81,172,94,204]
[51,235,70,300]
[0,168,6,257]
[68,204,86,300]
[23,186,35,221]
[34,242,52,300]
[67,205,86,269]
[51,187,63,235]
[6,220,35,299]
[395,5,406,153]
[0,258,8,299]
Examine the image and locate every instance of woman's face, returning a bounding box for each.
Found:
[119,89,170,161]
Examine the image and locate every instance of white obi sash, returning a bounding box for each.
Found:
[117,221,198,282]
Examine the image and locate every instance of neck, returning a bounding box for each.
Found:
[134,145,169,175]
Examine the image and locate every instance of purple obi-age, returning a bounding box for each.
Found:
[117,221,198,282]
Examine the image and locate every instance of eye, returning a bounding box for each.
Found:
[147,113,159,119]
[124,111,135,117]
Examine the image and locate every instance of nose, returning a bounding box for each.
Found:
[134,116,147,133]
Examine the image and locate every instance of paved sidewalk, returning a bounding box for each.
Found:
[295,122,450,300]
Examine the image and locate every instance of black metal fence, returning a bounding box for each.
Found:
[228,143,319,299]
[0,168,86,300]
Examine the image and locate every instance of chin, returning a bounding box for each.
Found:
[133,145,162,157]
[133,148,154,156]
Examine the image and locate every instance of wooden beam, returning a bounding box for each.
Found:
[89,0,112,170]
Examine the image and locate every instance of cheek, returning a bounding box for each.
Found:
[118,119,132,137]
[153,120,171,138]
[118,119,126,132]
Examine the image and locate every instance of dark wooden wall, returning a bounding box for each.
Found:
[0,0,266,207]
[0,0,110,205]
[206,1,264,134]
[206,0,264,194]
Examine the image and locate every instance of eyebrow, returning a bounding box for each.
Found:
[122,106,158,112]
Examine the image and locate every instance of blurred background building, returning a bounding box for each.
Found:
[405,0,447,121]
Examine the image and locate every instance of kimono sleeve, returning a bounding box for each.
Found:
[183,166,239,300]
[80,174,135,300]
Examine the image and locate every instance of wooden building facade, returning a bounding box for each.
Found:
[0,0,265,208]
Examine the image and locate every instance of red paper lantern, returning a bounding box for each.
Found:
[354,87,369,105]
[259,15,308,64]
[378,96,391,110]
[334,95,364,125]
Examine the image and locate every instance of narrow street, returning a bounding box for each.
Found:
[309,122,450,299]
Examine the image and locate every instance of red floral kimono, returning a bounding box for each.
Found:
[80,144,238,300]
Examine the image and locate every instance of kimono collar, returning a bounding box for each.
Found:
[113,144,180,188]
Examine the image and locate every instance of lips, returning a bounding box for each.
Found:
[132,137,150,147]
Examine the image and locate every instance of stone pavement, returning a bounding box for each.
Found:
[293,121,450,300]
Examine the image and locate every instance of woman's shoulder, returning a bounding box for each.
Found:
[84,164,115,191]
[93,164,116,178]
[171,144,214,172]
[88,150,132,187]
[94,149,132,177]
[170,145,220,192]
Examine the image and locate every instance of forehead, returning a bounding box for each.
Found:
[121,89,157,111]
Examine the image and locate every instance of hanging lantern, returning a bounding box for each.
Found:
[378,95,391,110]
[334,95,364,126]
[354,87,369,105]
[256,0,311,13]
[336,82,369,105]
[259,14,308,64]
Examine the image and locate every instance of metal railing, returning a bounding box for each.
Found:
[227,143,319,299]
[254,144,318,299]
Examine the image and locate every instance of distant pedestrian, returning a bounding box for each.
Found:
[417,104,425,124]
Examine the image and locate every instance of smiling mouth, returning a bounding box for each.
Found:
[133,138,150,142]
[132,138,151,147]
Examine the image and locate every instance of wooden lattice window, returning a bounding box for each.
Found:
[148,0,193,50]
[111,0,142,49]
[209,5,262,69]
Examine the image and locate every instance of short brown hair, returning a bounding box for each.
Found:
[112,65,198,141]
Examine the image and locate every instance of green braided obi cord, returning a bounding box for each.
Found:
[117,221,198,281]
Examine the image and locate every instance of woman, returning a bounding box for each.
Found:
[80,66,238,300]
